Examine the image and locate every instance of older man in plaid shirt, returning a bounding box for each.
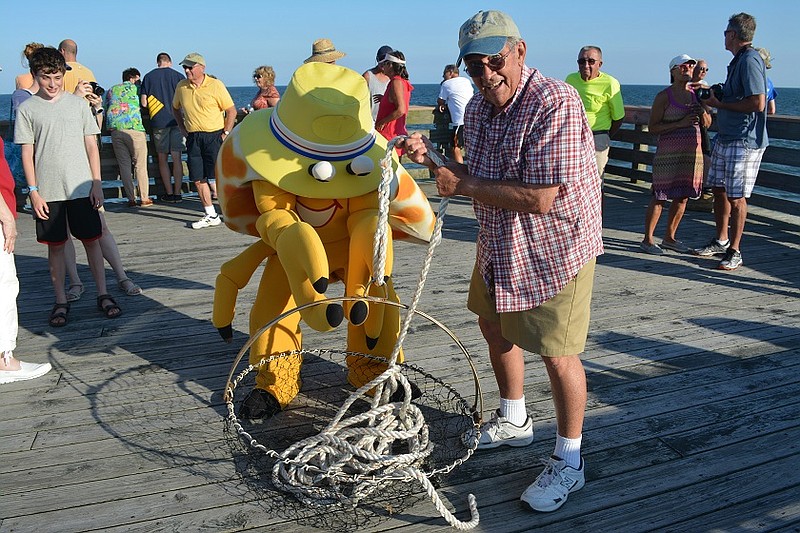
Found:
[404,10,603,513]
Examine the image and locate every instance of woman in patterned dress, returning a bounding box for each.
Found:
[641,55,711,255]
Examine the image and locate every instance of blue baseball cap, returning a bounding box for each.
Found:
[457,10,521,66]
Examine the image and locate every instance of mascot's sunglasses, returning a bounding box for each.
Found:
[464,48,514,77]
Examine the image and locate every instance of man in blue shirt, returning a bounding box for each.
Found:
[693,12,768,271]
[140,53,186,203]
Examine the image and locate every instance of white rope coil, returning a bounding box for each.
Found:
[259,139,478,529]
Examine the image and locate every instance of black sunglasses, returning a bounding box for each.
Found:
[577,58,598,65]
[464,48,514,77]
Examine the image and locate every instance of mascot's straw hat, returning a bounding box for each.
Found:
[236,62,396,199]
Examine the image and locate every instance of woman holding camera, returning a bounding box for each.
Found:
[640,54,711,255]
[244,66,280,112]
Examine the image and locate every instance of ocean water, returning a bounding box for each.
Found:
[2,83,798,120]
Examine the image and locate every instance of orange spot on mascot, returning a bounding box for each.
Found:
[213,63,435,419]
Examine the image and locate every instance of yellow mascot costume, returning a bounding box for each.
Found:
[213,63,435,418]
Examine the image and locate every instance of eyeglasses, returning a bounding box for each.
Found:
[723,29,735,36]
[183,64,197,71]
[464,47,514,77]
[577,57,598,65]
[253,74,262,80]
[698,67,709,72]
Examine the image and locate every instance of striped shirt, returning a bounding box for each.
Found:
[464,65,603,312]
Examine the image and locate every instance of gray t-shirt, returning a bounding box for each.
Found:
[14,92,101,202]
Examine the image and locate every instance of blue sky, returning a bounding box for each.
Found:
[2,0,797,95]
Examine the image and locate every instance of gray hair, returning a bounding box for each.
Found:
[728,12,757,42]
[579,45,603,59]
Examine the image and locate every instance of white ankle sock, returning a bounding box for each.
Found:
[554,434,582,469]
[204,206,218,216]
[717,238,729,245]
[499,396,527,426]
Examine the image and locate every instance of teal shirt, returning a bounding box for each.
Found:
[105,81,145,132]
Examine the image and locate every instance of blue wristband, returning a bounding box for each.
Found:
[27,185,39,192]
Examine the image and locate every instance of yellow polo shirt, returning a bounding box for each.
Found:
[172,75,234,133]
[63,62,96,93]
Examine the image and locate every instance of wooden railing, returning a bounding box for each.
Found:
[3,105,799,200]
[608,106,800,194]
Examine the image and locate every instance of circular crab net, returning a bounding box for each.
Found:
[224,299,482,529]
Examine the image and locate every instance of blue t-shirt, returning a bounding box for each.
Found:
[140,67,185,129]
[767,78,777,102]
[716,47,769,149]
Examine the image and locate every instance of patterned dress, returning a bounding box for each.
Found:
[651,88,703,200]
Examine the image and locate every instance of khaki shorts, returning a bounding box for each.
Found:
[467,259,596,357]
[152,126,186,154]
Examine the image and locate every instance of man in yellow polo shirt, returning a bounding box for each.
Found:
[172,53,236,229]
[566,46,625,179]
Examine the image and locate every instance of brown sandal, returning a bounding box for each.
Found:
[96,294,122,319]
[49,303,70,327]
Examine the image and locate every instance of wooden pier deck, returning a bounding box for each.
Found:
[2,175,799,533]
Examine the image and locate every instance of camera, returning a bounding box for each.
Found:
[696,83,723,100]
[89,81,105,97]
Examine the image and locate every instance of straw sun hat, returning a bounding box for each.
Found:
[304,38,346,64]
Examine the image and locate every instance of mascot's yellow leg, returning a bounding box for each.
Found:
[250,255,304,408]
[212,240,274,339]
[345,277,404,390]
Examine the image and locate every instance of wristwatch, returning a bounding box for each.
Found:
[223,130,230,135]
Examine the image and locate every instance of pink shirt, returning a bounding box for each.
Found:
[465,66,603,312]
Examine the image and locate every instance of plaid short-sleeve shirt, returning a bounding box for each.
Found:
[464,66,603,313]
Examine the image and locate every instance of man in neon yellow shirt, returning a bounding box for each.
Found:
[566,46,625,178]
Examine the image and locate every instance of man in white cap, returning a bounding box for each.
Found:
[404,10,602,513]
[172,53,236,229]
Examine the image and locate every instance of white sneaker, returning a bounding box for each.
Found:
[463,409,533,450]
[191,214,222,229]
[520,455,585,512]
[0,361,52,384]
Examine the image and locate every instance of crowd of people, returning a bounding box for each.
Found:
[0,9,773,520]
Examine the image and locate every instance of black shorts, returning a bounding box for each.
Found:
[452,125,465,148]
[186,130,223,182]
[35,197,102,245]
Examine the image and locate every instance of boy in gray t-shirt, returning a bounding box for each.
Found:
[14,47,122,326]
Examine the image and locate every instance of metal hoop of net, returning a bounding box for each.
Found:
[224,138,482,529]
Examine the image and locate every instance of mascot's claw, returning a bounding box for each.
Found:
[238,388,282,419]
[349,300,368,326]
[365,336,379,350]
[218,324,234,343]
[312,277,329,294]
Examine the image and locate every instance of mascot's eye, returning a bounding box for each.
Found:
[309,161,336,182]
[346,155,374,176]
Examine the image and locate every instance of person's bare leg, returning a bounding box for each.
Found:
[542,355,586,439]
[157,152,172,195]
[663,198,688,243]
[642,198,663,244]
[196,181,213,208]
[713,186,730,242]
[96,212,129,284]
[63,236,82,288]
[728,197,748,251]
[478,317,525,400]
[83,239,108,296]
[171,150,183,196]
[48,243,68,304]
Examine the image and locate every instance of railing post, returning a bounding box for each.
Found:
[630,123,650,184]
